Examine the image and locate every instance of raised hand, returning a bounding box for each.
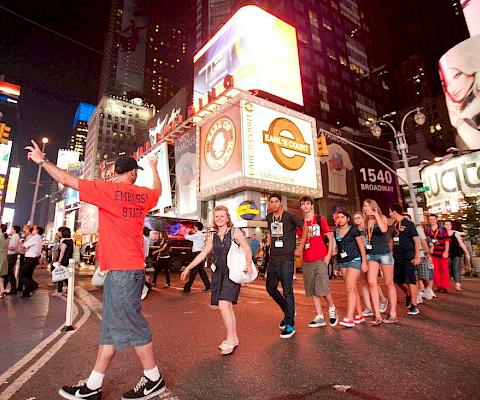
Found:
[24,140,45,164]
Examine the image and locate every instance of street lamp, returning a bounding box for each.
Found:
[370,108,426,225]
[29,137,48,224]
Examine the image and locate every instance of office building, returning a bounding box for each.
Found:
[98,0,194,108]
[69,102,95,160]
[194,0,389,131]
[83,95,155,179]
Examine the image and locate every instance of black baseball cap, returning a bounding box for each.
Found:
[114,156,143,174]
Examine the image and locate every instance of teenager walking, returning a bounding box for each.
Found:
[444,220,470,291]
[183,222,211,293]
[181,205,252,355]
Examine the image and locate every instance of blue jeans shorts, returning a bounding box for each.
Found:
[339,258,362,270]
[367,252,394,265]
[100,270,152,351]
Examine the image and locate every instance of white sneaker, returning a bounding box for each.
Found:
[141,285,149,300]
[308,314,326,328]
[362,308,373,317]
[423,288,433,300]
[379,299,389,314]
[416,294,423,304]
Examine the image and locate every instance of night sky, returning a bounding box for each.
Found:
[0,0,109,226]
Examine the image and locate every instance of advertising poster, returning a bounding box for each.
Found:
[136,142,172,213]
[193,5,303,107]
[115,0,148,95]
[318,124,357,217]
[53,200,65,234]
[5,166,20,203]
[0,141,12,175]
[439,34,480,150]
[421,150,480,209]
[240,100,318,190]
[352,136,399,213]
[174,127,198,216]
[199,105,242,192]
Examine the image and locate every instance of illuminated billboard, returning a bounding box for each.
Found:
[0,81,21,99]
[0,141,12,175]
[198,92,320,199]
[461,0,480,37]
[136,142,172,213]
[5,166,20,203]
[439,34,480,150]
[193,5,303,107]
[56,149,80,170]
[1,207,15,227]
[420,150,480,208]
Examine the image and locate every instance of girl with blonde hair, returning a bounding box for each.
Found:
[181,205,252,355]
[362,199,396,325]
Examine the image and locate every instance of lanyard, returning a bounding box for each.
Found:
[431,228,439,240]
[393,221,401,237]
[367,225,373,243]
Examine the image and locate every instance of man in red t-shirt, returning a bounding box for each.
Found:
[25,140,166,400]
[298,195,338,327]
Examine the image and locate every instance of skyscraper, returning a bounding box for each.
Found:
[98,0,194,108]
[195,0,388,131]
[69,102,95,160]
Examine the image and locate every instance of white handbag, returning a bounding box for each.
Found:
[92,266,108,287]
[227,228,258,284]
[51,262,69,283]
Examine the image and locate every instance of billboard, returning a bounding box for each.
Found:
[73,102,95,129]
[115,0,148,95]
[240,100,317,189]
[136,142,173,213]
[5,166,20,203]
[0,141,12,175]
[53,200,65,234]
[420,150,480,208]
[174,127,198,217]
[193,5,303,107]
[461,0,480,37]
[439,34,480,150]
[1,207,14,227]
[56,149,80,170]
[0,81,21,99]
[147,87,189,145]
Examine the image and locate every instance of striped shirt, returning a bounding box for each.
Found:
[425,226,449,258]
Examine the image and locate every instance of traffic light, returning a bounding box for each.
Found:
[0,123,11,145]
[317,134,329,157]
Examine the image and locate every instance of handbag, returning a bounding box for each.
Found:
[51,262,69,283]
[227,228,258,284]
[92,266,108,287]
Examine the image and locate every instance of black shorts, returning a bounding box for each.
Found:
[394,260,417,285]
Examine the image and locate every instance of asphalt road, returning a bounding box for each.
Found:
[1,266,479,400]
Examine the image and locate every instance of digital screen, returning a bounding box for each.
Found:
[193,5,303,107]
[439,34,480,150]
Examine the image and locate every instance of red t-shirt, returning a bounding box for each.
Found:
[297,215,330,262]
[79,179,160,270]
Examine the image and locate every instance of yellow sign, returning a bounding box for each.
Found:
[262,118,310,171]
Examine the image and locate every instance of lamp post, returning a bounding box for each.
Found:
[371,108,426,225]
[29,137,48,224]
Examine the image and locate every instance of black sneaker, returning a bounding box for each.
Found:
[280,325,296,339]
[59,380,102,400]
[278,319,286,330]
[407,305,420,315]
[122,375,166,400]
[405,296,412,308]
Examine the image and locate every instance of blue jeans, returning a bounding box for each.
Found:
[266,259,295,326]
[449,256,462,283]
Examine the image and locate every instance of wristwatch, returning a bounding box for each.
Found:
[39,157,50,166]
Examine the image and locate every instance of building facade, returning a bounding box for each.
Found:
[83,95,154,179]
[194,0,389,132]
[69,102,95,160]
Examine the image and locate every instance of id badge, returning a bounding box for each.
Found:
[275,240,283,248]
[366,244,373,250]
[393,237,400,245]
[432,239,438,245]
[340,251,348,258]
[304,243,310,250]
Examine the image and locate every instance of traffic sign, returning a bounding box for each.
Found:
[414,186,430,193]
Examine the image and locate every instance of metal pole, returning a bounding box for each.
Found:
[62,258,76,331]
[29,141,46,224]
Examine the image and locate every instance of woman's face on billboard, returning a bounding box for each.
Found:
[444,66,474,103]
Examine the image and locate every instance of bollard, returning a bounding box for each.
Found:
[62,258,76,331]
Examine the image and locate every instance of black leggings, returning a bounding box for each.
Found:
[153,257,171,285]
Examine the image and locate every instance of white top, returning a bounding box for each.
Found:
[321,143,353,195]
[24,234,42,258]
[184,231,204,252]
[8,233,20,255]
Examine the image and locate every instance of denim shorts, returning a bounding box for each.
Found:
[100,270,152,351]
[367,252,394,265]
[339,258,362,270]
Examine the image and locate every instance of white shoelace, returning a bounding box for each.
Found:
[133,376,148,393]
[73,380,87,388]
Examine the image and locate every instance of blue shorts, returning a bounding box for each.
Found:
[367,253,394,265]
[100,270,152,351]
[339,259,362,270]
